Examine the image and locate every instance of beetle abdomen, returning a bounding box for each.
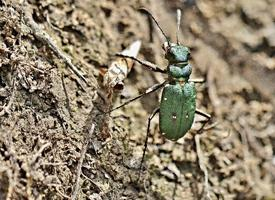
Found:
[159,82,196,140]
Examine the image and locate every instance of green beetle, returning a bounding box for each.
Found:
[108,8,211,170]
[159,43,196,140]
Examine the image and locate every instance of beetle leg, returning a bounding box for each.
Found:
[189,78,205,83]
[195,109,211,119]
[139,107,160,177]
[106,81,166,113]
[195,109,211,133]
[116,53,167,73]
[163,166,179,200]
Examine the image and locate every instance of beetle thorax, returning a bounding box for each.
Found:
[168,64,192,84]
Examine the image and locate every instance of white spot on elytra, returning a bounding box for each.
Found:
[164,98,167,101]
[186,114,189,118]
[172,113,177,120]
[162,132,166,135]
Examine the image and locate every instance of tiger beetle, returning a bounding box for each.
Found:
[107,8,211,173]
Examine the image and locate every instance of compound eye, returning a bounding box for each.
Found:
[187,53,191,60]
[166,48,174,57]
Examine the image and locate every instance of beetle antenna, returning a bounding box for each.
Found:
[139,8,170,46]
[176,9,182,45]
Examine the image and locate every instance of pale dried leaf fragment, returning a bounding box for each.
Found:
[103,40,141,90]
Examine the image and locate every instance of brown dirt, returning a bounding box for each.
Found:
[0,0,275,199]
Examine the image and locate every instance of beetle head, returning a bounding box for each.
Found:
[163,42,190,63]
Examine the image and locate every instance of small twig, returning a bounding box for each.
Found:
[24,141,51,200]
[168,168,178,200]
[71,123,95,200]
[0,167,14,200]
[46,13,62,33]
[31,142,51,165]
[52,185,70,199]
[41,162,67,166]
[203,121,219,131]
[195,134,211,200]
[26,165,34,200]
[2,120,20,200]
[23,7,87,87]
[207,65,221,116]
[81,172,102,193]
[61,73,72,117]
[232,121,255,188]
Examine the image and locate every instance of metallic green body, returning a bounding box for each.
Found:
[168,63,192,78]
[165,45,190,63]
[159,42,196,140]
[159,82,196,140]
